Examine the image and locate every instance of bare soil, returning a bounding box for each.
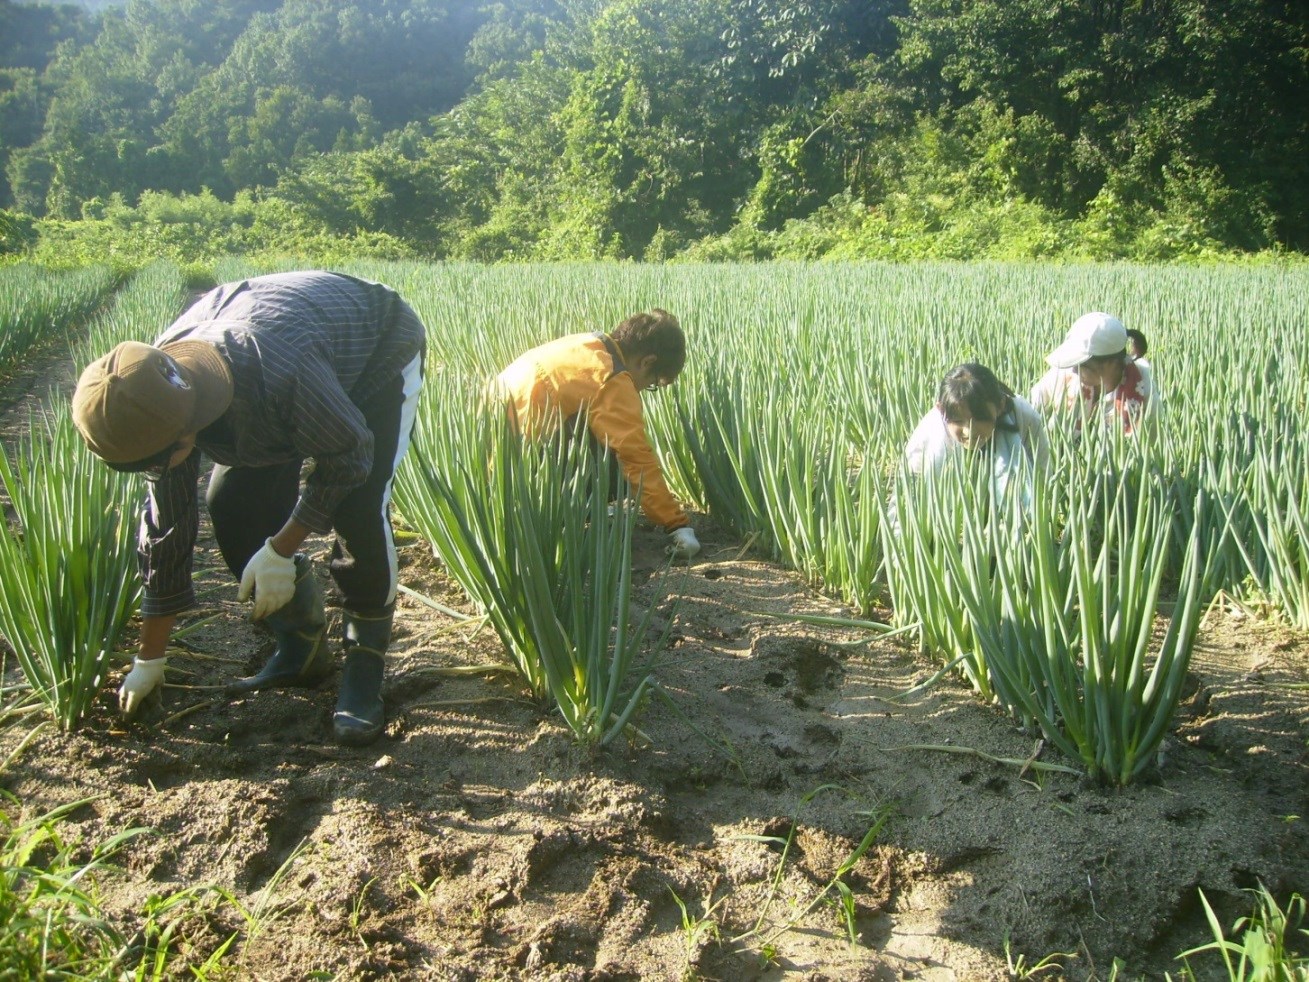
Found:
[1,362,1307,981]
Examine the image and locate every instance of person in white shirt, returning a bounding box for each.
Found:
[1029,312,1158,434]
[904,362,1050,491]
[889,363,1048,535]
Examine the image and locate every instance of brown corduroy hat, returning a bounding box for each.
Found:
[71,340,234,463]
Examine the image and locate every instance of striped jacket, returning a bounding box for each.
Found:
[141,271,424,616]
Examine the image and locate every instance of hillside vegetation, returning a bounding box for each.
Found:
[2,0,1306,263]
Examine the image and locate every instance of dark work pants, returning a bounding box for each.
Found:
[206,351,424,617]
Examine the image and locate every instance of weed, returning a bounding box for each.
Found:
[0,792,235,978]
[1003,930,1077,979]
[732,784,895,949]
[227,837,314,942]
[349,877,377,950]
[668,881,726,971]
[1175,884,1308,980]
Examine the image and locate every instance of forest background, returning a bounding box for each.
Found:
[1,0,1307,267]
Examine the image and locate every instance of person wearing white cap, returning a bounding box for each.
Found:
[1125,328,1152,373]
[1029,312,1159,433]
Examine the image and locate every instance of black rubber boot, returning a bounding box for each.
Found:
[332,608,392,747]
[227,556,331,695]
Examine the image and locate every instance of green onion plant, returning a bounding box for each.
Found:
[395,381,671,747]
[1237,439,1309,629]
[0,264,117,378]
[979,470,1207,785]
[0,408,141,731]
[879,460,995,699]
[0,263,190,731]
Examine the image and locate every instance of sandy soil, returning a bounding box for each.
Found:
[1,359,1307,981]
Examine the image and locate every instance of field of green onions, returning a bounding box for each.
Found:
[378,259,1308,785]
[0,258,1306,979]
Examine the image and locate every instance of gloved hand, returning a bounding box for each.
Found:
[238,539,297,620]
[667,526,701,560]
[119,656,167,717]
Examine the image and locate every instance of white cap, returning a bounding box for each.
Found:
[1046,312,1128,369]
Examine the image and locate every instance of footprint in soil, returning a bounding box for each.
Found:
[239,794,329,889]
[752,635,845,695]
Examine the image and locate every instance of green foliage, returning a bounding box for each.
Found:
[1076,160,1277,261]
[25,187,416,269]
[1,0,1308,258]
[0,209,37,255]
[395,388,672,748]
[688,178,1290,264]
[0,67,45,209]
[272,145,450,252]
[971,466,1206,785]
[0,1,95,72]
[687,188,1075,262]
[0,793,237,978]
[222,85,369,190]
[9,0,477,213]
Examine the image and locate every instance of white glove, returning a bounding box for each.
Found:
[119,656,167,717]
[238,539,297,620]
[667,526,701,560]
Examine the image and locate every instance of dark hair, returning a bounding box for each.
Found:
[1085,350,1127,368]
[612,308,685,380]
[1125,328,1148,358]
[104,441,177,474]
[937,363,1017,431]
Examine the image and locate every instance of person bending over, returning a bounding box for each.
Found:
[1029,312,1158,434]
[72,271,425,747]
[496,308,700,559]
[905,362,1049,486]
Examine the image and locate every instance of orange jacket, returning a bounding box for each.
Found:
[496,332,689,530]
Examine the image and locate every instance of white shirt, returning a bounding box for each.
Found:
[904,395,1050,481]
[888,396,1049,536]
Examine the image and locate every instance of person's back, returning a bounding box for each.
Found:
[499,332,624,438]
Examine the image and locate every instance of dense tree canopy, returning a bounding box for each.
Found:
[2,0,1306,259]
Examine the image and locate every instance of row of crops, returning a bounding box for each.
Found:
[1,259,1307,785]
[0,265,121,377]
[0,262,190,733]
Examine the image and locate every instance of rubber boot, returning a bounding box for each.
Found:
[332,608,391,747]
[227,555,331,695]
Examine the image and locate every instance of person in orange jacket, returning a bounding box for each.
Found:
[496,308,701,559]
